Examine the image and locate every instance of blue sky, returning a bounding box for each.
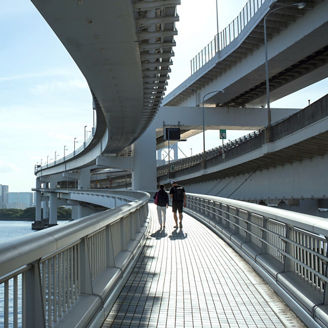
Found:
[0,0,327,191]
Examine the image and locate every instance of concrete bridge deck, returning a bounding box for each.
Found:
[103,205,304,327]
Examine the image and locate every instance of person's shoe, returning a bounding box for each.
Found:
[179,222,183,228]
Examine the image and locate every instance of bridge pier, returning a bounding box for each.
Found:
[78,167,91,190]
[132,127,157,191]
[48,175,64,226]
[42,198,49,222]
[35,178,42,222]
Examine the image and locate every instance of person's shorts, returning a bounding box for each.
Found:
[172,201,183,214]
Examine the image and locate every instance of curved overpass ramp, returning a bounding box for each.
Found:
[33,0,179,175]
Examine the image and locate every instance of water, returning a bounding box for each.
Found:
[0,220,37,245]
[0,220,69,327]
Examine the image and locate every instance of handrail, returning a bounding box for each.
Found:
[190,0,266,74]
[0,190,150,327]
[158,93,328,177]
[186,193,328,327]
[34,130,95,173]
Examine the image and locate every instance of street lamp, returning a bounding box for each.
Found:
[74,137,78,154]
[84,125,87,145]
[63,145,67,160]
[263,2,306,142]
[202,90,224,162]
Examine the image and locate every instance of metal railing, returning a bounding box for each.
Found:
[34,127,96,174]
[190,0,266,74]
[157,130,262,177]
[186,193,328,327]
[0,190,149,328]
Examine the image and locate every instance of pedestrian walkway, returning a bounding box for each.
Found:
[102,205,305,327]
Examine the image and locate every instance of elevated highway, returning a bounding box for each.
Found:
[2,1,328,327]
[163,0,328,108]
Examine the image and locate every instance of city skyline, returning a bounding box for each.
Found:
[1,0,327,191]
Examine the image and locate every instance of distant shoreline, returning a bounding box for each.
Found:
[0,218,33,221]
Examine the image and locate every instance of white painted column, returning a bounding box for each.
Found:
[35,178,42,221]
[132,127,157,191]
[172,143,178,160]
[78,205,94,219]
[49,193,57,226]
[71,205,79,220]
[78,167,91,190]
[157,149,162,160]
[48,176,59,226]
[42,198,49,220]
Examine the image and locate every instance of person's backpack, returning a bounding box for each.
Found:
[175,186,184,201]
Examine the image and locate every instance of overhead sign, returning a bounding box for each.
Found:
[165,128,180,140]
[220,129,226,139]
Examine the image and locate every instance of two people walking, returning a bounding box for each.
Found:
[154,181,186,229]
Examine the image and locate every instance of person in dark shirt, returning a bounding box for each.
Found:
[153,185,169,229]
[169,181,186,229]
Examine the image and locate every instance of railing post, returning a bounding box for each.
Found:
[225,205,230,229]
[106,226,115,268]
[323,237,328,305]
[235,208,240,235]
[245,212,252,243]
[218,203,223,225]
[24,261,45,328]
[284,225,295,272]
[262,217,268,254]
[79,238,93,295]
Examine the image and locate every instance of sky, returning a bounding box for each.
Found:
[0,0,327,192]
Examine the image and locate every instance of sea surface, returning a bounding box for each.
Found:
[0,220,69,327]
[0,220,37,245]
[0,219,68,245]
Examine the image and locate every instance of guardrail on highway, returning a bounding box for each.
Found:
[158,93,328,179]
[186,193,328,327]
[190,0,266,74]
[0,190,150,328]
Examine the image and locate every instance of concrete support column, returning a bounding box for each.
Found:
[72,205,79,220]
[157,149,162,160]
[172,143,178,160]
[49,176,59,226]
[78,167,91,190]
[132,127,157,191]
[78,205,94,219]
[42,198,49,220]
[35,178,42,222]
[49,193,58,226]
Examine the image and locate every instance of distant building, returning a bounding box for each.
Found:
[8,192,33,209]
[0,185,9,208]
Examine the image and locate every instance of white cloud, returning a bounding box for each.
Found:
[31,79,88,95]
[0,69,75,83]
[0,160,20,174]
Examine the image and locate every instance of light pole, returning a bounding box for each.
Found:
[74,137,78,154]
[263,2,306,142]
[63,145,67,160]
[202,90,224,162]
[84,125,87,145]
[63,145,68,189]
[215,0,219,36]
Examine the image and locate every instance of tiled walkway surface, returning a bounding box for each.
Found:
[103,205,305,327]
